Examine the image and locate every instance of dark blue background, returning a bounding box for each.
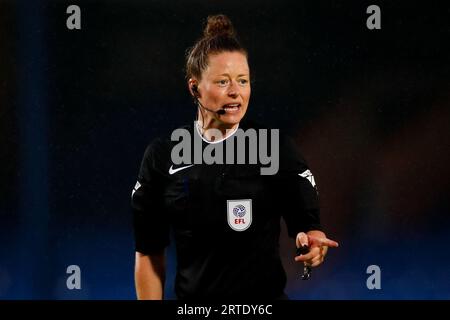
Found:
[1,0,449,299]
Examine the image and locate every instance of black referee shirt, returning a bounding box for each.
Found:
[131,119,321,300]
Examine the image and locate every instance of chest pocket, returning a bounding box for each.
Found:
[218,170,264,200]
[163,166,217,230]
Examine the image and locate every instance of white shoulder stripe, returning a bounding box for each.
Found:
[299,169,316,188]
[131,181,141,198]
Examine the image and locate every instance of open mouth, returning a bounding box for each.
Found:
[222,103,241,112]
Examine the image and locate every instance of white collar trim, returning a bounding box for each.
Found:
[195,121,239,144]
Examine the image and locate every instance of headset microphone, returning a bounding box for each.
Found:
[192,85,226,115]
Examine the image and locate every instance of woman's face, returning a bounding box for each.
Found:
[194,51,251,127]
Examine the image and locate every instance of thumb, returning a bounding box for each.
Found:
[296,232,309,248]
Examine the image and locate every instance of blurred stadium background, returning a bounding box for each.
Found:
[0,0,449,299]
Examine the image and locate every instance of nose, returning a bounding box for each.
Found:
[227,80,239,98]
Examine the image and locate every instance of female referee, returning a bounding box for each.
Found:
[131,14,338,300]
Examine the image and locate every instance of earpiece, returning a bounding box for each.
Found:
[191,83,226,115]
[191,84,199,97]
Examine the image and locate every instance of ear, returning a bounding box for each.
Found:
[188,78,199,97]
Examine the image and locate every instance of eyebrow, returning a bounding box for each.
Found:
[217,73,250,77]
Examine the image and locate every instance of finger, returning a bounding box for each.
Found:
[296,232,309,248]
[304,253,324,267]
[315,237,339,248]
[295,253,313,262]
[305,255,323,268]
[310,255,322,265]
[294,247,320,262]
[311,258,324,267]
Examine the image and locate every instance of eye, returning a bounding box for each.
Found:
[238,79,249,85]
[216,79,229,86]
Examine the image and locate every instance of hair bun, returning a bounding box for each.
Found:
[204,14,235,38]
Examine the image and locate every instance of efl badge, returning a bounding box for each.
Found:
[227,199,252,231]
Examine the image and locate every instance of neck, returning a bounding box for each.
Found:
[196,111,239,142]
